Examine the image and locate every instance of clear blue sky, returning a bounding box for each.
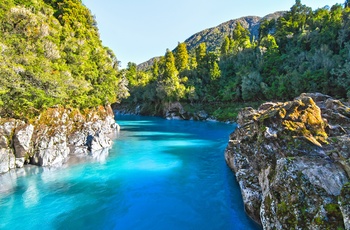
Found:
[82,0,343,68]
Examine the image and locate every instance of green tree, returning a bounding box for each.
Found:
[195,43,207,66]
[260,34,278,50]
[232,22,251,49]
[331,42,350,99]
[275,0,312,52]
[152,59,159,78]
[163,49,178,80]
[125,62,137,86]
[221,36,230,55]
[259,19,276,40]
[194,42,211,94]
[210,61,221,81]
[175,42,189,71]
[241,72,262,101]
[156,49,186,101]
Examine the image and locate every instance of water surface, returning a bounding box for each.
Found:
[0,115,260,229]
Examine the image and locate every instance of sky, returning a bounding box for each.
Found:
[82,0,344,68]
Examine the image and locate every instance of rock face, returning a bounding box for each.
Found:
[0,105,119,174]
[225,93,350,229]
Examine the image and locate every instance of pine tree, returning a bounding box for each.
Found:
[221,36,230,55]
[164,49,177,80]
[195,43,207,66]
[175,42,189,71]
[152,59,159,78]
[160,49,185,101]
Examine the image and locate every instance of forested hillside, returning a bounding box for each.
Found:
[138,12,284,71]
[0,0,128,119]
[123,0,350,120]
[183,12,285,54]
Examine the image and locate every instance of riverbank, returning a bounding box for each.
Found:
[0,105,119,174]
[112,101,263,122]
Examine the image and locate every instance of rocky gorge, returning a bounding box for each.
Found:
[0,105,119,174]
[225,93,350,229]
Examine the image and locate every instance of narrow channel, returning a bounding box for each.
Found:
[0,115,260,229]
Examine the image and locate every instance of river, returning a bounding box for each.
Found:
[0,115,260,229]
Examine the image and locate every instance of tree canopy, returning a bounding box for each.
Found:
[0,0,128,119]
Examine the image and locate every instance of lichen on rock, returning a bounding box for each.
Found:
[225,93,350,229]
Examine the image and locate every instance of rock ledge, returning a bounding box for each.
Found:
[225,93,350,229]
[0,105,119,173]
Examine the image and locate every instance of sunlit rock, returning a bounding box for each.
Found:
[225,93,350,229]
[0,105,119,172]
[13,124,34,163]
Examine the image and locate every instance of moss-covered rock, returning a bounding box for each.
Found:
[225,93,350,229]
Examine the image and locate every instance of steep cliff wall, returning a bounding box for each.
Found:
[0,105,119,174]
[225,93,350,229]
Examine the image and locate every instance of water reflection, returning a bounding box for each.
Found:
[0,147,111,195]
[22,179,39,208]
[0,166,41,195]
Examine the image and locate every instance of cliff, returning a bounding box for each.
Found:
[0,105,119,174]
[225,93,350,229]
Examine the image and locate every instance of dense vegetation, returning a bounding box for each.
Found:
[123,0,350,119]
[0,0,128,119]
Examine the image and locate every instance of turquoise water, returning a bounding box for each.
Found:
[0,115,260,230]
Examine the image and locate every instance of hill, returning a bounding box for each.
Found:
[136,56,161,71]
[184,11,284,53]
[137,11,284,70]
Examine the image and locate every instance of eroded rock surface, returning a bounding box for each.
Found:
[0,105,119,173]
[225,93,350,229]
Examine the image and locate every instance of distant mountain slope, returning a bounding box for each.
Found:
[185,16,261,53]
[136,56,161,71]
[137,11,284,70]
[185,11,285,53]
